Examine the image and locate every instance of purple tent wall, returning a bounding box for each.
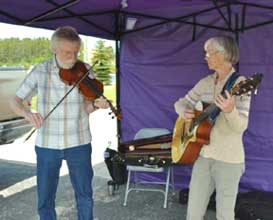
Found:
[119,16,273,191]
[1,0,273,192]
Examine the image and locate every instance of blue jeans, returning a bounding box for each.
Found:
[35,143,93,220]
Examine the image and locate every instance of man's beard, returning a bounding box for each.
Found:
[56,57,76,69]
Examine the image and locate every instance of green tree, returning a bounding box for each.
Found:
[0,38,52,69]
[0,38,84,69]
[90,40,115,85]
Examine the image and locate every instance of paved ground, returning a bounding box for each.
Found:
[0,110,217,220]
[0,159,217,220]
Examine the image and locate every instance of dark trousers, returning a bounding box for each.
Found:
[35,143,93,220]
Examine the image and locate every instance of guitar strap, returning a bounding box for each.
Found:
[208,71,240,123]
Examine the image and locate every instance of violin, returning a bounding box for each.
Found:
[24,60,121,142]
[59,61,121,119]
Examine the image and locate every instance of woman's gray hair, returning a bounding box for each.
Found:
[51,26,81,50]
[205,36,239,64]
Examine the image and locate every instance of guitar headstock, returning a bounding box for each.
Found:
[231,73,263,96]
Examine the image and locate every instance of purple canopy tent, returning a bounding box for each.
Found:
[1,0,273,192]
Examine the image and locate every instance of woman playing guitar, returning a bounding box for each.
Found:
[173,36,252,220]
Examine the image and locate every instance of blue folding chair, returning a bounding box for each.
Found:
[123,128,174,208]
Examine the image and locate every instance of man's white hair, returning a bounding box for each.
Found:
[51,26,81,50]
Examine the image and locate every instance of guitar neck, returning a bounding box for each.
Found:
[193,86,232,127]
[192,103,219,127]
[192,73,263,128]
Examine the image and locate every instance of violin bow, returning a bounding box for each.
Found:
[24,61,99,142]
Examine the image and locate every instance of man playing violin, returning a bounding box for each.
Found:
[9,26,109,220]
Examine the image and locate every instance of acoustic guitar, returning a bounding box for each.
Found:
[171,73,263,164]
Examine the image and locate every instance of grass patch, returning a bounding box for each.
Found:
[104,85,116,104]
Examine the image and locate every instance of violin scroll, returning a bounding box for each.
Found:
[107,100,122,120]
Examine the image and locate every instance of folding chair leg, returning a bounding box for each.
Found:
[163,167,171,208]
[171,167,174,188]
[134,170,138,185]
[170,167,175,195]
[123,170,131,206]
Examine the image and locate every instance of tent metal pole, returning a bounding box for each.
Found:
[121,3,230,22]
[120,3,231,36]
[192,16,196,41]
[45,0,114,37]
[235,13,239,47]
[238,1,273,11]
[241,4,247,33]
[241,19,273,31]
[227,4,232,29]
[120,1,273,36]
[236,1,273,32]
[122,19,230,36]
[37,10,115,22]
[25,0,80,25]
[0,10,22,23]
[115,39,121,143]
[2,1,273,39]
[212,0,232,30]
[114,11,122,143]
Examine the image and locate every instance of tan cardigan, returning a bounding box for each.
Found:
[174,71,251,163]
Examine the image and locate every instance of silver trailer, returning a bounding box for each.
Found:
[0,66,32,144]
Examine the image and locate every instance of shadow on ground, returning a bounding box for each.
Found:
[0,159,36,190]
[0,161,216,220]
